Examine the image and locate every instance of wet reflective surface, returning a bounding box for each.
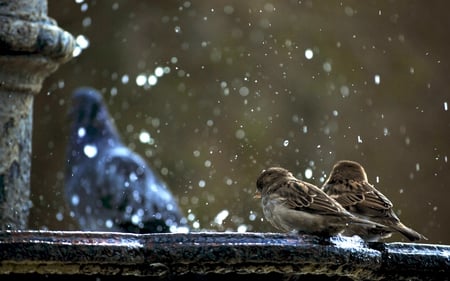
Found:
[0,231,448,280]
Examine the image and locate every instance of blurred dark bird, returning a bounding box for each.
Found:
[322,160,427,242]
[254,167,387,237]
[64,87,188,233]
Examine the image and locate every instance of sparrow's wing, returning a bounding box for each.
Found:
[280,179,345,215]
[359,182,393,209]
[324,179,394,217]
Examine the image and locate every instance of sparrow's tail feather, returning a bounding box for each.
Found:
[393,222,428,242]
[349,215,388,229]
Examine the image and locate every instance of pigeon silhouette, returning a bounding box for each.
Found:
[64,87,188,233]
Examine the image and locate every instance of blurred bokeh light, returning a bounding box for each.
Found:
[30,0,450,244]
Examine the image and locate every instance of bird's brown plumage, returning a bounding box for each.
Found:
[322,160,427,242]
[255,166,386,237]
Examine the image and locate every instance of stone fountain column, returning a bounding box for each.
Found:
[0,0,74,230]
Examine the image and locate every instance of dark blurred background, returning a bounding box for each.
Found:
[30,0,449,244]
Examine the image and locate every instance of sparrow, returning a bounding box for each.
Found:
[254,166,386,237]
[322,160,427,242]
[64,86,188,233]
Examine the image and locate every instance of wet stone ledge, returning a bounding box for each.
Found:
[0,231,448,281]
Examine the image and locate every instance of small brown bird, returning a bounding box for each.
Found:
[254,166,386,237]
[322,160,427,242]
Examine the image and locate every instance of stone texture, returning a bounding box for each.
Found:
[0,0,74,230]
[0,231,448,280]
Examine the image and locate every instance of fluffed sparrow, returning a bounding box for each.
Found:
[322,160,427,242]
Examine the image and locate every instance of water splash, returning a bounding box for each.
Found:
[214,210,229,225]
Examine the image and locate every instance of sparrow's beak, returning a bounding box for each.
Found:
[253,190,261,199]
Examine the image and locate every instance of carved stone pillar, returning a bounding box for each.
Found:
[0,0,74,229]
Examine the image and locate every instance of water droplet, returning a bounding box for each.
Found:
[171,225,190,233]
[237,225,248,233]
[302,126,308,133]
[239,86,249,96]
[154,67,164,77]
[136,74,147,86]
[374,74,381,85]
[148,75,158,86]
[304,48,314,60]
[121,74,129,84]
[70,194,80,206]
[139,131,152,144]
[105,219,114,228]
[75,35,90,49]
[77,127,86,138]
[224,5,234,15]
[405,137,411,145]
[80,3,88,12]
[56,212,64,221]
[129,172,138,182]
[304,168,313,179]
[344,6,354,16]
[283,140,289,147]
[83,144,98,158]
[225,177,233,186]
[214,209,229,225]
[235,129,245,139]
[340,85,350,97]
[82,17,91,27]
